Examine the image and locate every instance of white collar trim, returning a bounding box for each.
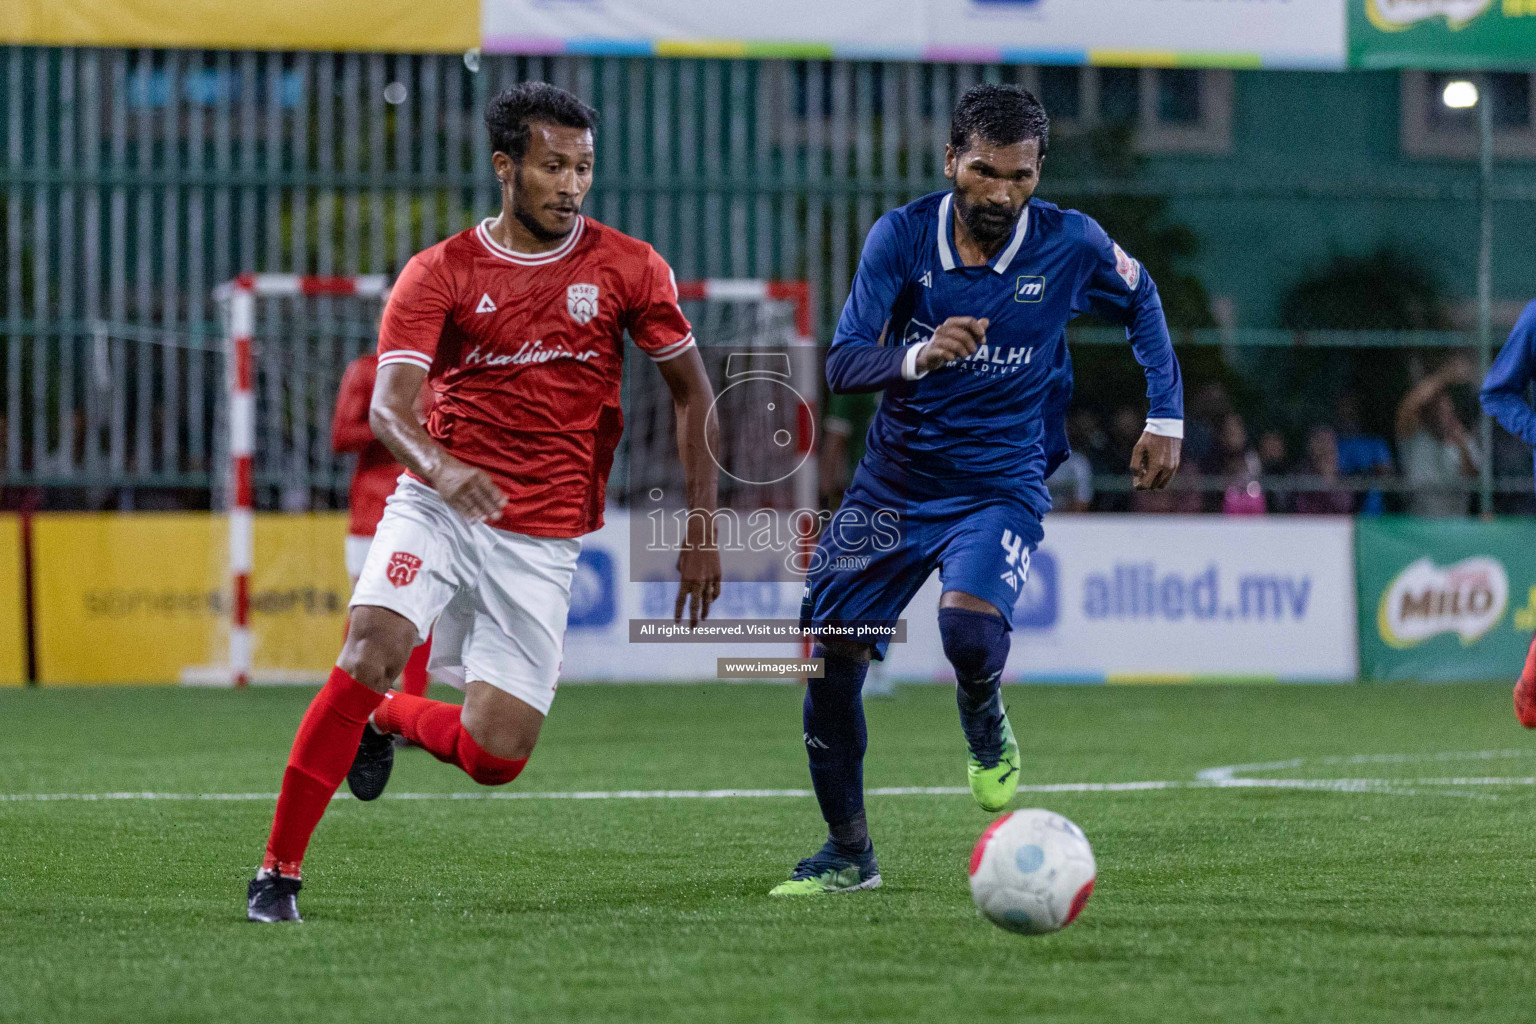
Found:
[992,208,1029,274]
[937,194,1030,275]
[936,194,957,271]
[475,216,585,266]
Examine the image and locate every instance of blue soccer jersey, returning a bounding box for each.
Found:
[826,190,1183,514]
[1481,298,1536,486]
[803,191,1184,651]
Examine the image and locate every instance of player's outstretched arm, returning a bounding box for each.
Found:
[656,346,722,627]
[369,362,508,524]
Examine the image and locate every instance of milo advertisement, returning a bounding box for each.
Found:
[1351,1,1536,70]
[1357,517,1536,682]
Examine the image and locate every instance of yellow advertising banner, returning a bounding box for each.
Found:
[0,515,24,686]
[1,0,478,53]
[32,512,352,685]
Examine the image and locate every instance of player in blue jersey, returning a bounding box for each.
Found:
[1479,298,1536,729]
[770,84,1184,896]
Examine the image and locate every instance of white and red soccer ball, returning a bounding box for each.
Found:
[969,809,1096,935]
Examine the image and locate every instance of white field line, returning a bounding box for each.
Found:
[1197,749,1534,782]
[2,776,1533,804]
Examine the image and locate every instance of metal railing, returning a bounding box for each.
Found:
[5,320,1531,513]
[2,47,1533,509]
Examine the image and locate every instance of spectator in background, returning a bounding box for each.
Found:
[1334,395,1392,514]
[1047,409,1097,513]
[1212,413,1266,515]
[1293,426,1355,515]
[1181,381,1232,473]
[1095,406,1147,512]
[1257,429,1292,512]
[1396,357,1479,517]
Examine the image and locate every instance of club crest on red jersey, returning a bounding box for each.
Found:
[567,283,599,325]
[385,551,422,587]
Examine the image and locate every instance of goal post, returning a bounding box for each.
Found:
[209,274,817,687]
[213,274,390,687]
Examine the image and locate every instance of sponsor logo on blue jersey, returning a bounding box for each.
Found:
[1015,276,1045,303]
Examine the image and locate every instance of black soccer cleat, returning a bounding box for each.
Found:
[346,723,396,801]
[246,873,303,923]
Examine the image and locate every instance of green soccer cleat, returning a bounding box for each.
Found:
[768,840,882,896]
[967,712,1021,813]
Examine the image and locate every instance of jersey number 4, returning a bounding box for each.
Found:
[999,529,1030,593]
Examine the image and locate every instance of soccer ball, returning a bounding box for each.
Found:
[968,809,1096,935]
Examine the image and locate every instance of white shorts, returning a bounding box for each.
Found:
[344,533,374,581]
[349,477,581,715]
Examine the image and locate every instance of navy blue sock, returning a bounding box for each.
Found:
[938,607,1011,764]
[803,645,871,852]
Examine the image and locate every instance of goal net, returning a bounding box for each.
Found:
[205,275,815,686]
[617,280,818,514]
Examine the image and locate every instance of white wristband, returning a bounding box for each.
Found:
[1144,418,1184,439]
[902,342,930,381]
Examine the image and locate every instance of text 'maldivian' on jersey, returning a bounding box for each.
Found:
[377,216,695,538]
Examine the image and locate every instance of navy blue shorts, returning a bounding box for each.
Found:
[800,482,1044,659]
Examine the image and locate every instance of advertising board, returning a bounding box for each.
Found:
[0,516,23,686]
[482,0,1348,67]
[31,513,351,684]
[1350,0,1536,70]
[1356,517,1536,682]
[577,513,1358,684]
[883,516,1359,683]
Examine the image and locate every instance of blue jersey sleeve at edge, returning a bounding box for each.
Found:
[1480,299,1536,447]
[1074,214,1183,421]
[825,211,910,394]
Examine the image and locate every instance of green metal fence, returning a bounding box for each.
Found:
[1,47,1533,508]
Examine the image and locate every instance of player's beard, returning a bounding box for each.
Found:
[510,166,580,244]
[952,190,1020,250]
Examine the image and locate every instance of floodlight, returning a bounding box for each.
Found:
[1442,80,1479,109]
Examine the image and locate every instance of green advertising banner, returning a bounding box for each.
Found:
[1351,1,1536,69]
[1357,517,1536,682]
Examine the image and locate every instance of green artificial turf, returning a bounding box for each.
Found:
[2,682,1533,1023]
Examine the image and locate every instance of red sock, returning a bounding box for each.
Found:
[399,638,432,697]
[375,691,527,786]
[262,666,384,877]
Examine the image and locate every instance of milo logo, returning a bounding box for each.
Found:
[1365,0,1494,30]
[1378,556,1508,649]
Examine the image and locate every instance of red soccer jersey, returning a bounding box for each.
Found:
[376,216,694,538]
[332,354,431,536]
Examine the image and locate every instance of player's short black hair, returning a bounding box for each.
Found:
[950,83,1049,158]
[485,81,598,162]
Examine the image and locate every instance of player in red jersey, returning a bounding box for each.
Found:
[330,353,432,697]
[248,82,721,922]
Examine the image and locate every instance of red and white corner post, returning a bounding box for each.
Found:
[227,280,256,688]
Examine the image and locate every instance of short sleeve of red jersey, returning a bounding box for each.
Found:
[627,248,696,363]
[378,250,454,374]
